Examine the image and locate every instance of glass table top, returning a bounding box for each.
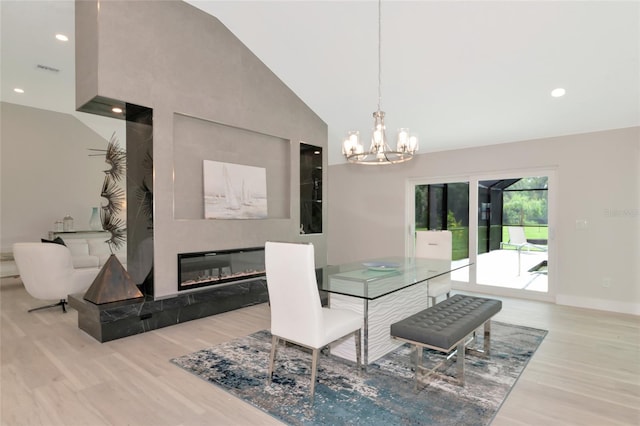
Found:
[318,257,470,300]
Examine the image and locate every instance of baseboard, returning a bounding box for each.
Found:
[555,294,640,316]
[0,276,23,289]
[0,259,19,279]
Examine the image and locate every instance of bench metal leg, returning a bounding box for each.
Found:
[465,320,493,358]
[456,340,465,384]
[414,346,423,391]
[414,342,465,390]
[410,321,494,390]
[484,320,491,355]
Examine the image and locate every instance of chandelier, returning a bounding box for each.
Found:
[341,0,418,165]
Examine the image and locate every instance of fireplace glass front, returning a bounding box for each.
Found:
[178,247,265,291]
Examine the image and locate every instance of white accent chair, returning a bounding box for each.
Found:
[265,241,362,400]
[64,238,127,270]
[415,230,453,306]
[13,243,99,312]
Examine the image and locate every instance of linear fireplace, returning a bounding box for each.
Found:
[178,247,265,291]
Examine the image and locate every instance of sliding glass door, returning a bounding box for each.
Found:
[407,170,555,300]
[476,177,549,293]
[413,181,470,283]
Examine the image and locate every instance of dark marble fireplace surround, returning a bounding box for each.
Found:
[68,280,268,343]
[68,246,269,343]
[67,250,332,343]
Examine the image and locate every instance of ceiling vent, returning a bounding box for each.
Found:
[36,64,60,73]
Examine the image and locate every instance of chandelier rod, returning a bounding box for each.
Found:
[377,0,382,112]
[341,0,418,165]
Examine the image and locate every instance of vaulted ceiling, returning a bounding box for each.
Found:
[2,1,638,164]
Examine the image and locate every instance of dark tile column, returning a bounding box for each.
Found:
[126,105,154,296]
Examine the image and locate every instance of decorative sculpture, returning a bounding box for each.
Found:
[85,132,144,304]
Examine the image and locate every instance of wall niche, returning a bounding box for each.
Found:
[300,143,322,234]
[173,113,290,220]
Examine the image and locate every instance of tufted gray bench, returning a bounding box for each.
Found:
[390,294,502,389]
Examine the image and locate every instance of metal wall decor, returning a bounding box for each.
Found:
[89,132,127,250]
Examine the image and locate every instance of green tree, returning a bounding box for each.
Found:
[503,190,548,225]
[415,185,427,228]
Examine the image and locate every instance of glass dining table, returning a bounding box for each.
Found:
[318,256,471,365]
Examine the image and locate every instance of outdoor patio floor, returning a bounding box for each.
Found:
[451,248,548,293]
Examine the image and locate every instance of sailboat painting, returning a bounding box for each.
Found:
[203,160,267,219]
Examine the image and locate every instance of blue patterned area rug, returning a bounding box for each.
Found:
[171,322,546,425]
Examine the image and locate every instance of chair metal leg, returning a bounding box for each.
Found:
[28,299,67,313]
[310,348,320,399]
[429,291,451,307]
[269,331,361,400]
[267,335,279,384]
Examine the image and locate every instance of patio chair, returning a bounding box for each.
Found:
[500,227,547,276]
[500,227,547,252]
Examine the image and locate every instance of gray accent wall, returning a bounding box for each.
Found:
[75,0,328,299]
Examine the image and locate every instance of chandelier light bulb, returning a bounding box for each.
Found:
[397,129,419,154]
[342,138,352,156]
[409,135,419,152]
[343,131,364,156]
[397,128,409,151]
[373,129,383,145]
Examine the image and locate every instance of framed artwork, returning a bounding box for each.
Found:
[203,160,267,219]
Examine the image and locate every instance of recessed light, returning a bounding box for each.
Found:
[551,88,566,98]
[112,107,123,114]
[55,34,69,42]
[13,88,24,94]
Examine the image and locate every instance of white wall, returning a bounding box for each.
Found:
[0,102,123,252]
[328,127,640,315]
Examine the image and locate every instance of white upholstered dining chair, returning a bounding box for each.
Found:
[13,242,98,312]
[415,230,453,306]
[264,241,362,399]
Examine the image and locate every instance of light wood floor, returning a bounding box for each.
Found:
[1,277,638,426]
